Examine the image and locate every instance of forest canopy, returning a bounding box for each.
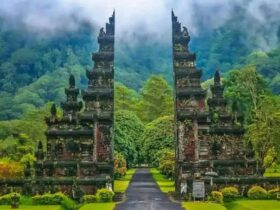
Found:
[0,3,279,171]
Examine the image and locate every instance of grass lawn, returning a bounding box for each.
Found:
[114,168,136,193]
[264,172,280,177]
[79,203,115,210]
[264,166,280,177]
[225,200,280,210]
[79,169,135,209]
[150,168,175,193]
[182,202,227,210]
[182,200,280,210]
[0,206,61,210]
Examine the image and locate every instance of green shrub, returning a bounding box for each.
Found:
[248,186,269,200]
[61,197,78,210]
[158,149,175,179]
[210,191,223,203]
[32,192,67,205]
[20,196,33,205]
[221,186,239,201]
[97,188,114,202]
[114,152,127,179]
[82,195,97,203]
[11,193,20,208]
[268,188,280,199]
[0,193,21,205]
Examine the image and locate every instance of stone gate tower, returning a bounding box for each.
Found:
[172,11,262,197]
[34,12,115,196]
[172,11,209,194]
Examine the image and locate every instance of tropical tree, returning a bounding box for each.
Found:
[136,75,173,123]
[224,65,267,123]
[246,94,280,163]
[114,110,145,167]
[115,83,138,111]
[142,115,174,164]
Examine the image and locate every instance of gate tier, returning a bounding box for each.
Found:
[172,11,264,196]
[33,12,115,196]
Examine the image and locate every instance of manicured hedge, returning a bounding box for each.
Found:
[32,192,67,205]
[61,197,78,210]
[96,189,114,202]
[210,191,223,203]
[220,186,239,201]
[0,192,20,205]
[32,192,78,210]
[268,188,280,199]
[248,186,269,200]
[82,195,98,203]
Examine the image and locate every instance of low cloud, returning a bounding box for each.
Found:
[0,0,279,50]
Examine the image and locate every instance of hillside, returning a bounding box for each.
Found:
[0,9,280,120]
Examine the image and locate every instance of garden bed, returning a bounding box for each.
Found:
[0,206,61,210]
[150,168,175,193]
[79,203,115,210]
[225,200,280,210]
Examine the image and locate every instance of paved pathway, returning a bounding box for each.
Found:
[114,168,184,210]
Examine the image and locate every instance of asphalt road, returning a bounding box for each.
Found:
[114,168,184,210]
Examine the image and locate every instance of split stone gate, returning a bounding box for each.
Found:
[1,11,280,199]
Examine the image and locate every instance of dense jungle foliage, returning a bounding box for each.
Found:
[0,10,279,175]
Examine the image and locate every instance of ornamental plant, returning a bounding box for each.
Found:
[96,188,114,202]
[210,191,223,203]
[61,197,78,210]
[11,193,20,208]
[268,187,280,199]
[82,195,97,203]
[114,152,127,179]
[0,159,23,178]
[0,193,21,205]
[32,192,67,205]
[220,186,239,201]
[248,186,269,200]
[158,148,175,179]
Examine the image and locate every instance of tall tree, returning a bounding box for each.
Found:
[224,65,267,123]
[136,75,173,123]
[114,110,145,167]
[141,115,174,164]
[115,83,138,111]
[246,94,280,163]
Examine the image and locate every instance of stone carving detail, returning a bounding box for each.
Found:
[177,97,198,110]
[96,124,112,162]
[55,143,64,158]
[35,12,115,197]
[100,100,113,110]
[93,77,113,88]
[178,123,185,160]
[175,60,194,68]
[182,26,189,37]
[178,121,196,161]
[85,101,100,110]
[99,27,106,37]
[172,12,257,196]
[174,44,186,52]
[176,78,190,87]
[210,135,244,160]
[80,168,92,176]
[66,139,80,155]
[95,61,113,69]
[101,44,113,51]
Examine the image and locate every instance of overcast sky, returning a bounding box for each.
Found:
[1,0,280,49]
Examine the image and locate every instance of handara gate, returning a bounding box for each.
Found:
[33,12,115,196]
[172,11,267,198]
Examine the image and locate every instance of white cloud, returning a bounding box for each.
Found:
[0,0,280,49]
